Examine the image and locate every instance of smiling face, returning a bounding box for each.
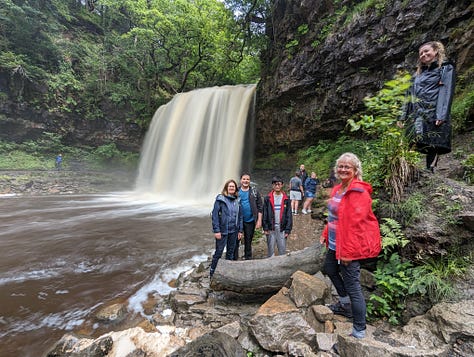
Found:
[336,160,356,185]
[227,182,237,195]
[419,44,438,65]
[240,174,250,189]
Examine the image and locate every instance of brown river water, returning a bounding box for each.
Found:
[0,192,213,356]
[0,85,264,356]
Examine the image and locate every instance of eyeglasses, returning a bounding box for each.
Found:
[337,165,354,170]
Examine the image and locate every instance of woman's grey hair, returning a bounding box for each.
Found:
[334,152,363,180]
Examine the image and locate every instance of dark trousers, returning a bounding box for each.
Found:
[323,249,366,332]
[234,220,255,260]
[210,232,238,276]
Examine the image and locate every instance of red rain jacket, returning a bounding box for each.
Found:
[322,179,381,260]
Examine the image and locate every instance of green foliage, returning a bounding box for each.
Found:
[0,150,52,170]
[310,14,338,49]
[451,65,474,132]
[1,0,264,127]
[428,183,464,226]
[84,143,139,170]
[344,0,388,25]
[16,132,67,156]
[379,218,409,259]
[368,218,412,324]
[47,61,83,113]
[285,23,309,56]
[285,39,299,53]
[369,217,471,324]
[347,72,419,202]
[296,136,366,182]
[462,154,474,184]
[368,253,413,324]
[252,229,264,243]
[378,192,425,226]
[0,139,138,171]
[254,152,289,169]
[409,252,470,303]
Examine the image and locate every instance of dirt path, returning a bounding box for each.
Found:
[251,210,326,259]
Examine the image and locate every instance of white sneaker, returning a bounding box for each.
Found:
[307,210,312,213]
[302,209,307,214]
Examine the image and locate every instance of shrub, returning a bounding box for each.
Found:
[347,72,420,202]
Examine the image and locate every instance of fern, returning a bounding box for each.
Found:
[379,218,409,259]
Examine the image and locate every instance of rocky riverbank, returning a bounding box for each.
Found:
[46,252,474,357]
[44,201,474,357]
[0,169,136,195]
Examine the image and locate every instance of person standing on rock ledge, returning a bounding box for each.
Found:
[210,179,243,278]
[399,41,456,173]
[263,176,292,257]
[320,152,381,339]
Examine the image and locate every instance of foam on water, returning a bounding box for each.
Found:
[0,303,102,338]
[127,253,210,315]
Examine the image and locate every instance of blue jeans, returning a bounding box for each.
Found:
[323,249,366,332]
[210,232,238,276]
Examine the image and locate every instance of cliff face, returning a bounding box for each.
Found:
[256,0,473,155]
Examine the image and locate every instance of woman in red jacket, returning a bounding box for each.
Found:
[320,153,381,339]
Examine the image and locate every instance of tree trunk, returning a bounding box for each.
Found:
[210,244,326,294]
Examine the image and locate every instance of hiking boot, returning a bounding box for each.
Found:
[328,301,353,318]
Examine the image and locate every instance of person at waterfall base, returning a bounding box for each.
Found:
[55,154,63,171]
[319,153,381,339]
[263,176,292,257]
[233,173,263,260]
[302,171,319,214]
[399,41,455,173]
[210,179,243,278]
[289,171,303,215]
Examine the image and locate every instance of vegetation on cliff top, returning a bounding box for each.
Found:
[0,0,267,127]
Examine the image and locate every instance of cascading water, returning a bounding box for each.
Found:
[135,84,256,204]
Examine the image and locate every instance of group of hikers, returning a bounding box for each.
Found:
[210,165,323,275]
[210,152,382,340]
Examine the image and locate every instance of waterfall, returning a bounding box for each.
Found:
[135,85,256,205]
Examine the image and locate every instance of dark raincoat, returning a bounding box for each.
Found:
[401,61,455,155]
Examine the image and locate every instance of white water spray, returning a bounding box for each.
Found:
[135,85,256,205]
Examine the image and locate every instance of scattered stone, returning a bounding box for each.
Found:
[168,331,247,357]
[95,303,128,323]
[288,270,330,308]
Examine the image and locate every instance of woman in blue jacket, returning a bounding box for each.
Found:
[210,179,243,278]
[302,171,320,214]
